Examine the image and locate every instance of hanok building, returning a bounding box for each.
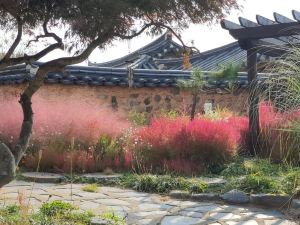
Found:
[0,32,266,115]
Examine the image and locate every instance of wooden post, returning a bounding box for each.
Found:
[247,47,260,156]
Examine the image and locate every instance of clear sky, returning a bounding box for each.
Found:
[42,0,300,65]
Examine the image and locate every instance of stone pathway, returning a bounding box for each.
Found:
[0,181,298,225]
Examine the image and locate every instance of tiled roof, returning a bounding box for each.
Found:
[89,33,248,71]
[90,33,184,69]
[154,42,247,71]
[0,63,259,89]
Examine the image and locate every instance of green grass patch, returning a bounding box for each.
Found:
[119,174,208,194]
[221,158,299,194]
[101,211,126,225]
[0,200,125,225]
[60,157,299,196]
[81,184,99,192]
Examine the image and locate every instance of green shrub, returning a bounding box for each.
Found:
[81,184,99,192]
[0,205,22,225]
[102,211,126,225]
[128,111,150,126]
[40,200,76,216]
[159,109,179,119]
[119,174,208,194]
[221,158,281,177]
[0,201,96,225]
[212,63,241,81]
[95,134,112,156]
[220,158,247,177]
[241,174,282,194]
[282,168,300,194]
[243,159,281,176]
[221,158,300,195]
[63,211,95,224]
[189,182,209,194]
[226,174,283,194]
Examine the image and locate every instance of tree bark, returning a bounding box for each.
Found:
[190,93,198,121]
[13,93,34,165]
[0,143,16,187]
[0,67,46,188]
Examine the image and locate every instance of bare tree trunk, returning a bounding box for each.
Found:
[0,143,16,187]
[0,91,34,188]
[0,68,45,188]
[190,93,198,121]
[13,92,34,165]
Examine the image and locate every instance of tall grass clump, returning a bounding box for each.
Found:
[128,117,241,175]
[0,95,131,173]
[257,103,300,164]
[256,45,300,165]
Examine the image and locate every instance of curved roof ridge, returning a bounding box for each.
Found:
[89,33,183,67]
[154,41,240,64]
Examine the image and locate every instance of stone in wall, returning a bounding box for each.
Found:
[154,95,161,103]
[143,97,151,106]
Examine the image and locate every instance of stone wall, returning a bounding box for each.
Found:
[0,84,249,116]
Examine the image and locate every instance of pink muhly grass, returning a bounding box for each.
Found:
[131,117,241,174]
[0,95,130,143]
[1,95,132,173]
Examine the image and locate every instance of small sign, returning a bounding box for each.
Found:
[204,102,213,114]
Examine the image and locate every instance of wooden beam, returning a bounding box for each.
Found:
[238,39,289,57]
[239,17,260,28]
[274,12,295,23]
[229,21,300,40]
[256,15,300,44]
[292,10,300,21]
[247,47,260,156]
[256,15,277,25]
[221,19,243,30]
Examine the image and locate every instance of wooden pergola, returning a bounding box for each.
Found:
[221,10,300,155]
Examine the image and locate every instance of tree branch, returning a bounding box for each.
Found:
[41,35,111,69]
[27,18,62,47]
[113,22,155,40]
[143,15,200,54]
[154,22,200,54]
[0,15,64,70]
[0,42,63,70]
[1,16,22,61]
[41,18,62,44]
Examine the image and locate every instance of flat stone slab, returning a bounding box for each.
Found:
[81,173,122,181]
[250,194,290,208]
[291,199,300,209]
[191,193,220,201]
[21,172,64,183]
[161,216,204,225]
[179,211,203,218]
[90,218,108,225]
[169,190,190,199]
[222,190,250,204]
[209,212,241,220]
[199,177,227,186]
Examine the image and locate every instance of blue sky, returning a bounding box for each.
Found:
[42,0,300,65]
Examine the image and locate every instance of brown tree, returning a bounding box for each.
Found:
[0,0,239,187]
